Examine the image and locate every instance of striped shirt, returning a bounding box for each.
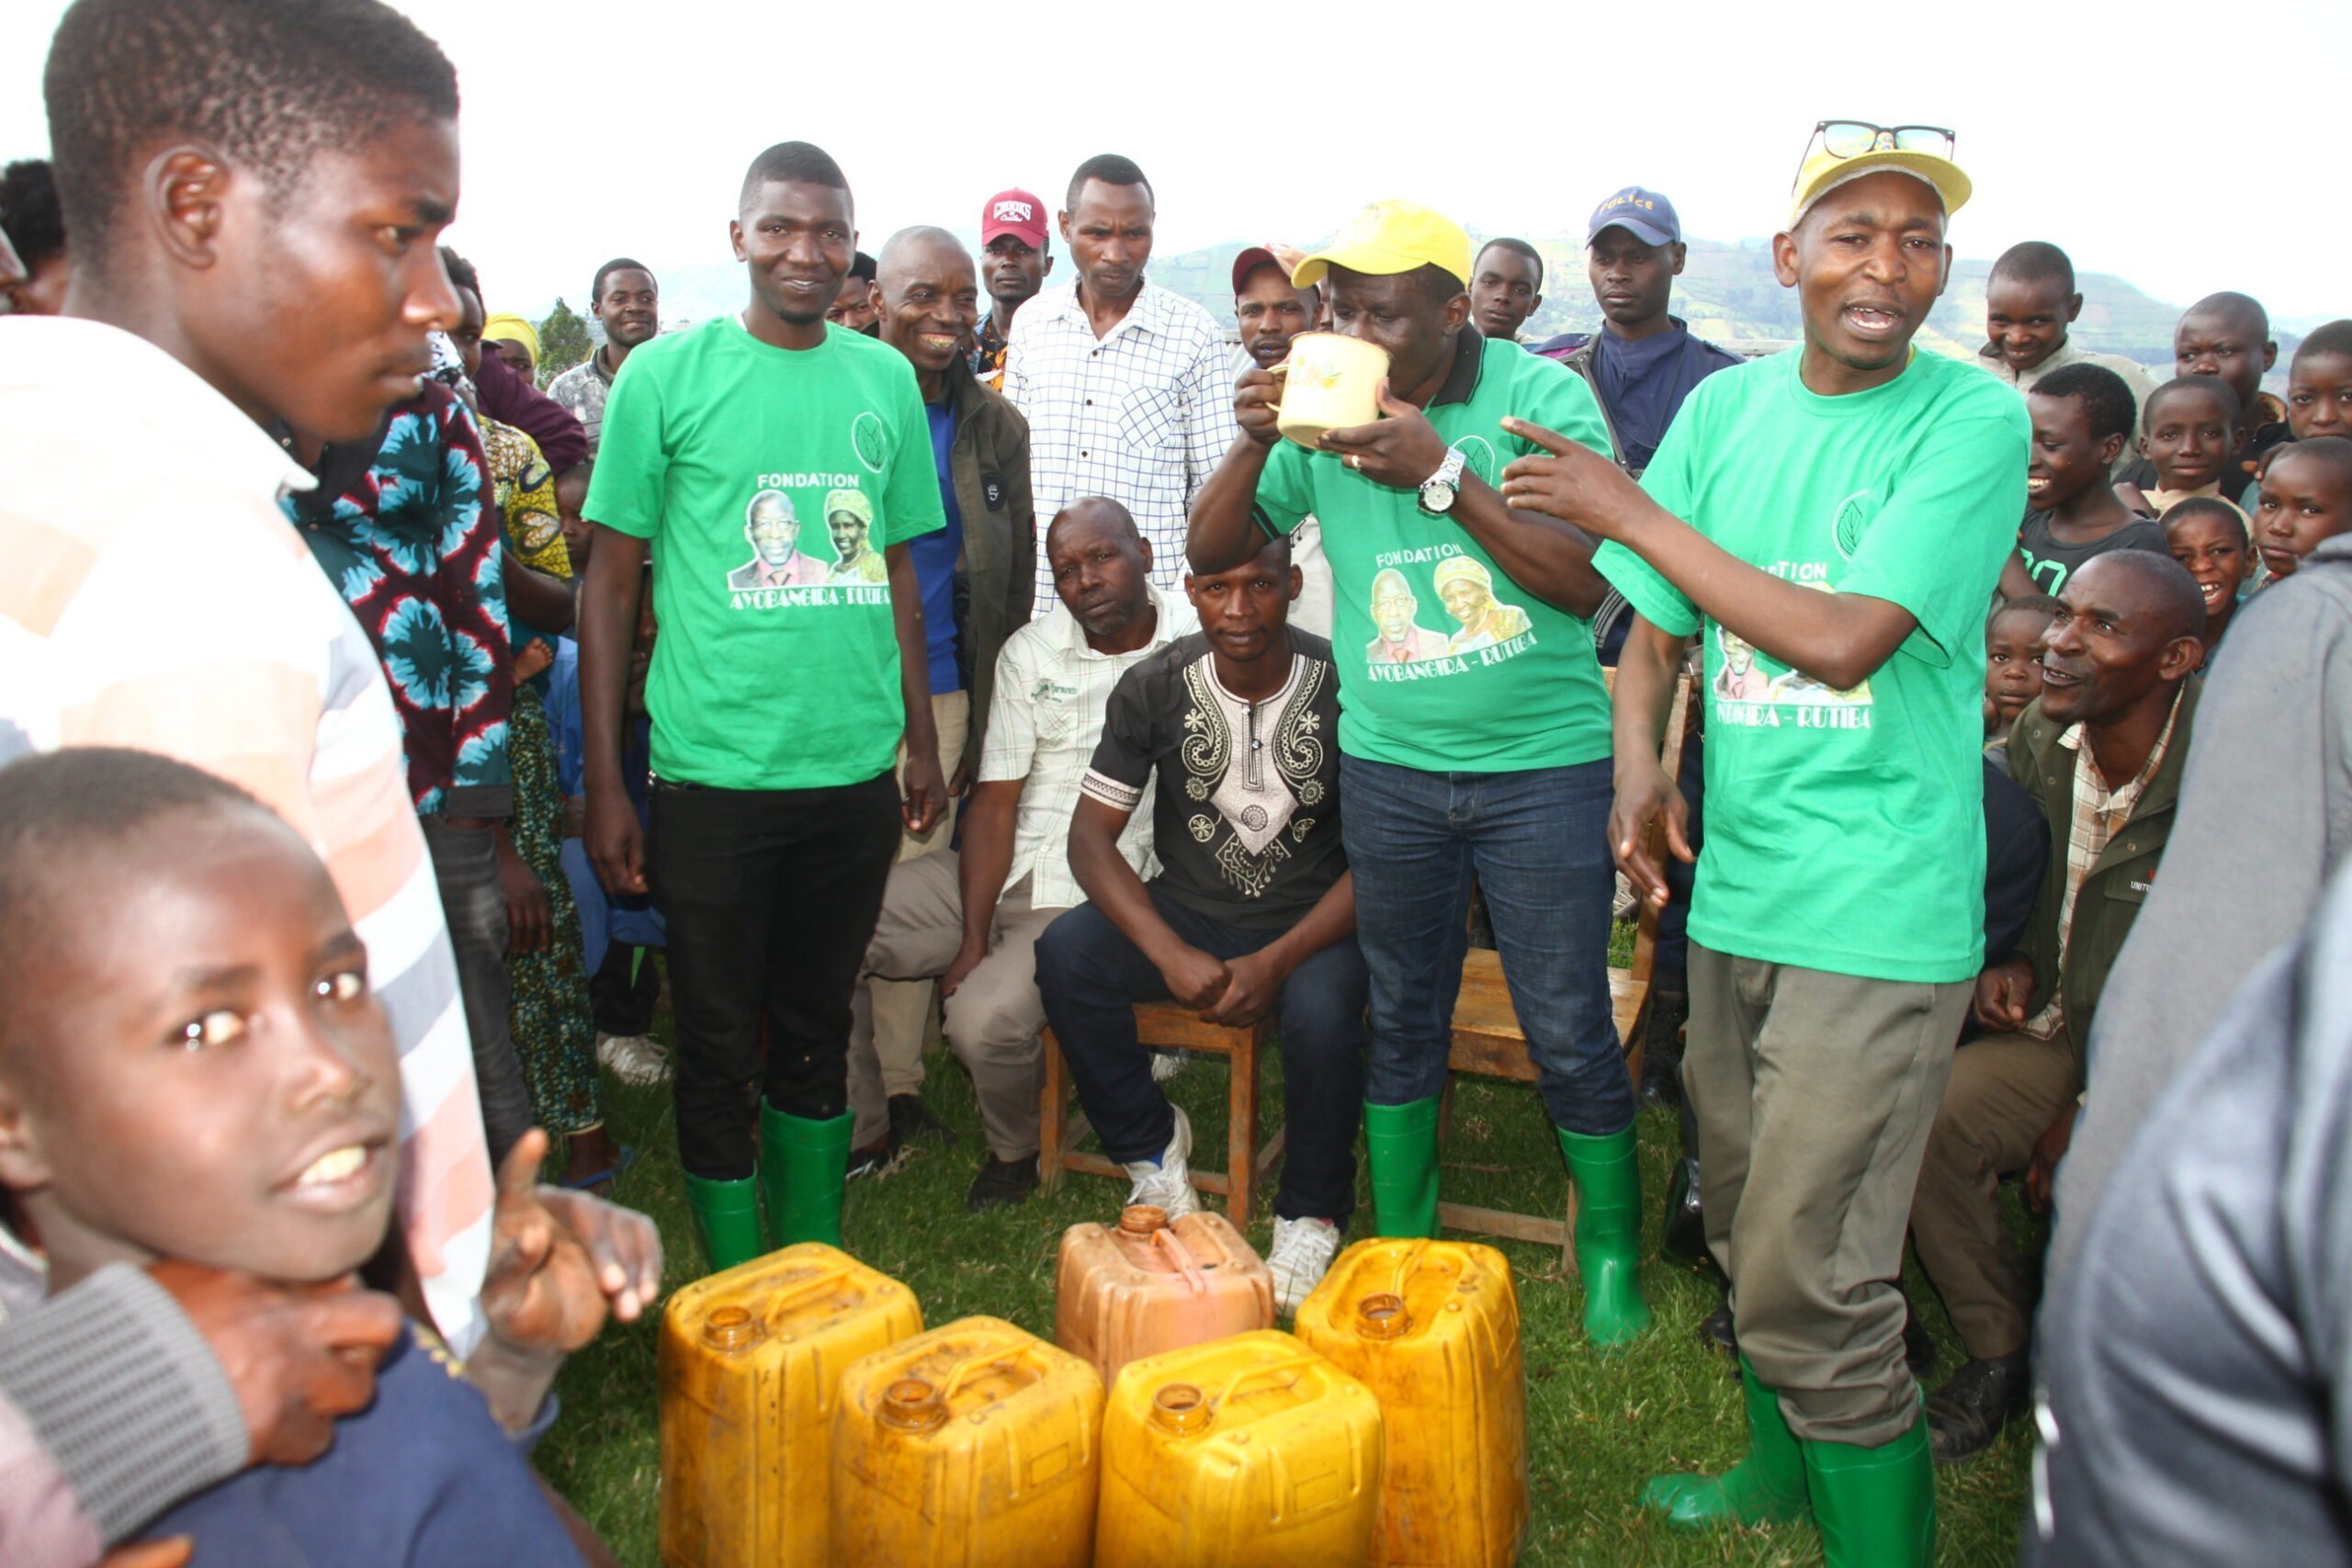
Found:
[1003,280,1238,611]
[0,317,493,1351]
[978,583,1195,908]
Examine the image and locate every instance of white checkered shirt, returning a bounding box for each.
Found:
[977,583,1199,908]
[1003,279,1238,613]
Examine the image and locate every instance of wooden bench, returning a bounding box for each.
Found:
[1437,671,1691,1271]
[1037,1008,1288,1221]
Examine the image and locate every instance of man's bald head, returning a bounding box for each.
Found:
[877,225,970,292]
[1046,496,1141,553]
[2074,550,2209,646]
[1046,498,1152,642]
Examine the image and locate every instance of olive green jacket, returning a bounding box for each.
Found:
[942,358,1036,782]
[2007,679,2201,1043]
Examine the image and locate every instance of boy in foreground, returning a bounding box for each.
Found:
[0,750,628,1564]
[1984,595,2063,747]
[1498,125,2025,1564]
[2120,376,2247,523]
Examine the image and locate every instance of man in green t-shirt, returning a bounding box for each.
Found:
[1187,200,1652,1349]
[1498,125,2027,1566]
[575,140,947,1274]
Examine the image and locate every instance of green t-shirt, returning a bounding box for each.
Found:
[586,317,944,790]
[1250,333,1614,773]
[1595,348,2029,983]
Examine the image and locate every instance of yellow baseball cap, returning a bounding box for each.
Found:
[1293,200,1475,293]
[1787,123,1971,229]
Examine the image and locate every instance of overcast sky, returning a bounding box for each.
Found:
[6,0,2348,327]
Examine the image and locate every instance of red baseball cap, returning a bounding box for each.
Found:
[1230,246,1285,294]
[980,189,1048,248]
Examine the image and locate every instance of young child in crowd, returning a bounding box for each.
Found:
[0,749,599,1566]
[2002,363,2165,597]
[2162,497,2256,661]
[1984,595,2064,747]
[2253,436,2352,583]
[2286,321,2352,442]
[2120,376,2248,525]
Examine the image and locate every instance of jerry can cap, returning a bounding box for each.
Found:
[1117,1205,1170,1235]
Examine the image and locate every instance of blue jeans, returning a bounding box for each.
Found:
[1034,889,1367,1225]
[1340,753,1634,1136]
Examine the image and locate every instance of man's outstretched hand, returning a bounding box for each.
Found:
[146,1260,402,1467]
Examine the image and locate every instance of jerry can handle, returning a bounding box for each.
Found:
[1150,1226,1209,1297]
[742,1254,862,1319]
[1209,1351,1318,1411]
[937,1342,1052,1404]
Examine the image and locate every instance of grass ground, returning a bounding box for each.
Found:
[539,954,2034,1566]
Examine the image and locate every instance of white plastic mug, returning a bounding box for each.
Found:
[1276,333,1392,449]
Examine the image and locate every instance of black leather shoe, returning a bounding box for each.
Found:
[889,1092,956,1147]
[845,1131,906,1182]
[1661,1156,1709,1265]
[1902,1295,1939,1382]
[1639,984,1689,1107]
[1699,1288,1738,1361]
[1926,1351,2030,1463]
[965,1155,1039,1213]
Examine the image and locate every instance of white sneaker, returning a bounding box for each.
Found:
[1150,1049,1187,1084]
[1123,1106,1199,1219]
[597,1032,671,1087]
[1266,1215,1341,1315]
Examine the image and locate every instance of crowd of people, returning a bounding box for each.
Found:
[3,1,2351,1565]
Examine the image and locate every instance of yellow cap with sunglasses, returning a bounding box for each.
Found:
[1292,199,1476,292]
[1788,120,1971,229]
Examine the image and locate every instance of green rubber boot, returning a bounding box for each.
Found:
[1641,1355,1811,1529]
[1363,1097,1442,1238]
[1555,1123,1654,1346]
[758,1101,854,1249]
[1803,1412,1936,1568]
[682,1172,765,1275]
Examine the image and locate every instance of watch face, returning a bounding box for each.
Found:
[1422,479,1457,513]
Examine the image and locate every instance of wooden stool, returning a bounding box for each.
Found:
[1435,671,1690,1271]
[1038,1005,1289,1221]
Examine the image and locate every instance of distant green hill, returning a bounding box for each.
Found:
[1149,234,2192,367]
[605,232,2274,375]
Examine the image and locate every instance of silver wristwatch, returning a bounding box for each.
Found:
[1419,446,1467,514]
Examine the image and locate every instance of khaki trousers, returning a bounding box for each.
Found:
[846,854,1060,1159]
[1908,1025,2081,1360]
[1687,942,1970,1445]
[866,690,971,1101]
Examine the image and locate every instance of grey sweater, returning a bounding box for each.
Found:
[2024,856,2352,1564]
[2050,531,2352,1282]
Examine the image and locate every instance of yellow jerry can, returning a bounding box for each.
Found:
[1294,1239,1527,1567]
[657,1243,922,1567]
[1054,1205,1274,1387]
[831,1315,1103,1567]
[1096,1329,1385,1567]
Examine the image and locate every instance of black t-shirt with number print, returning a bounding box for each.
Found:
[1080,631,1345,930]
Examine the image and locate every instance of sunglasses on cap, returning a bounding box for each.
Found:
[1792,120,1957,183]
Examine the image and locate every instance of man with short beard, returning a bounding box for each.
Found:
[1005,153,1236,607]
[548,256,659,455]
